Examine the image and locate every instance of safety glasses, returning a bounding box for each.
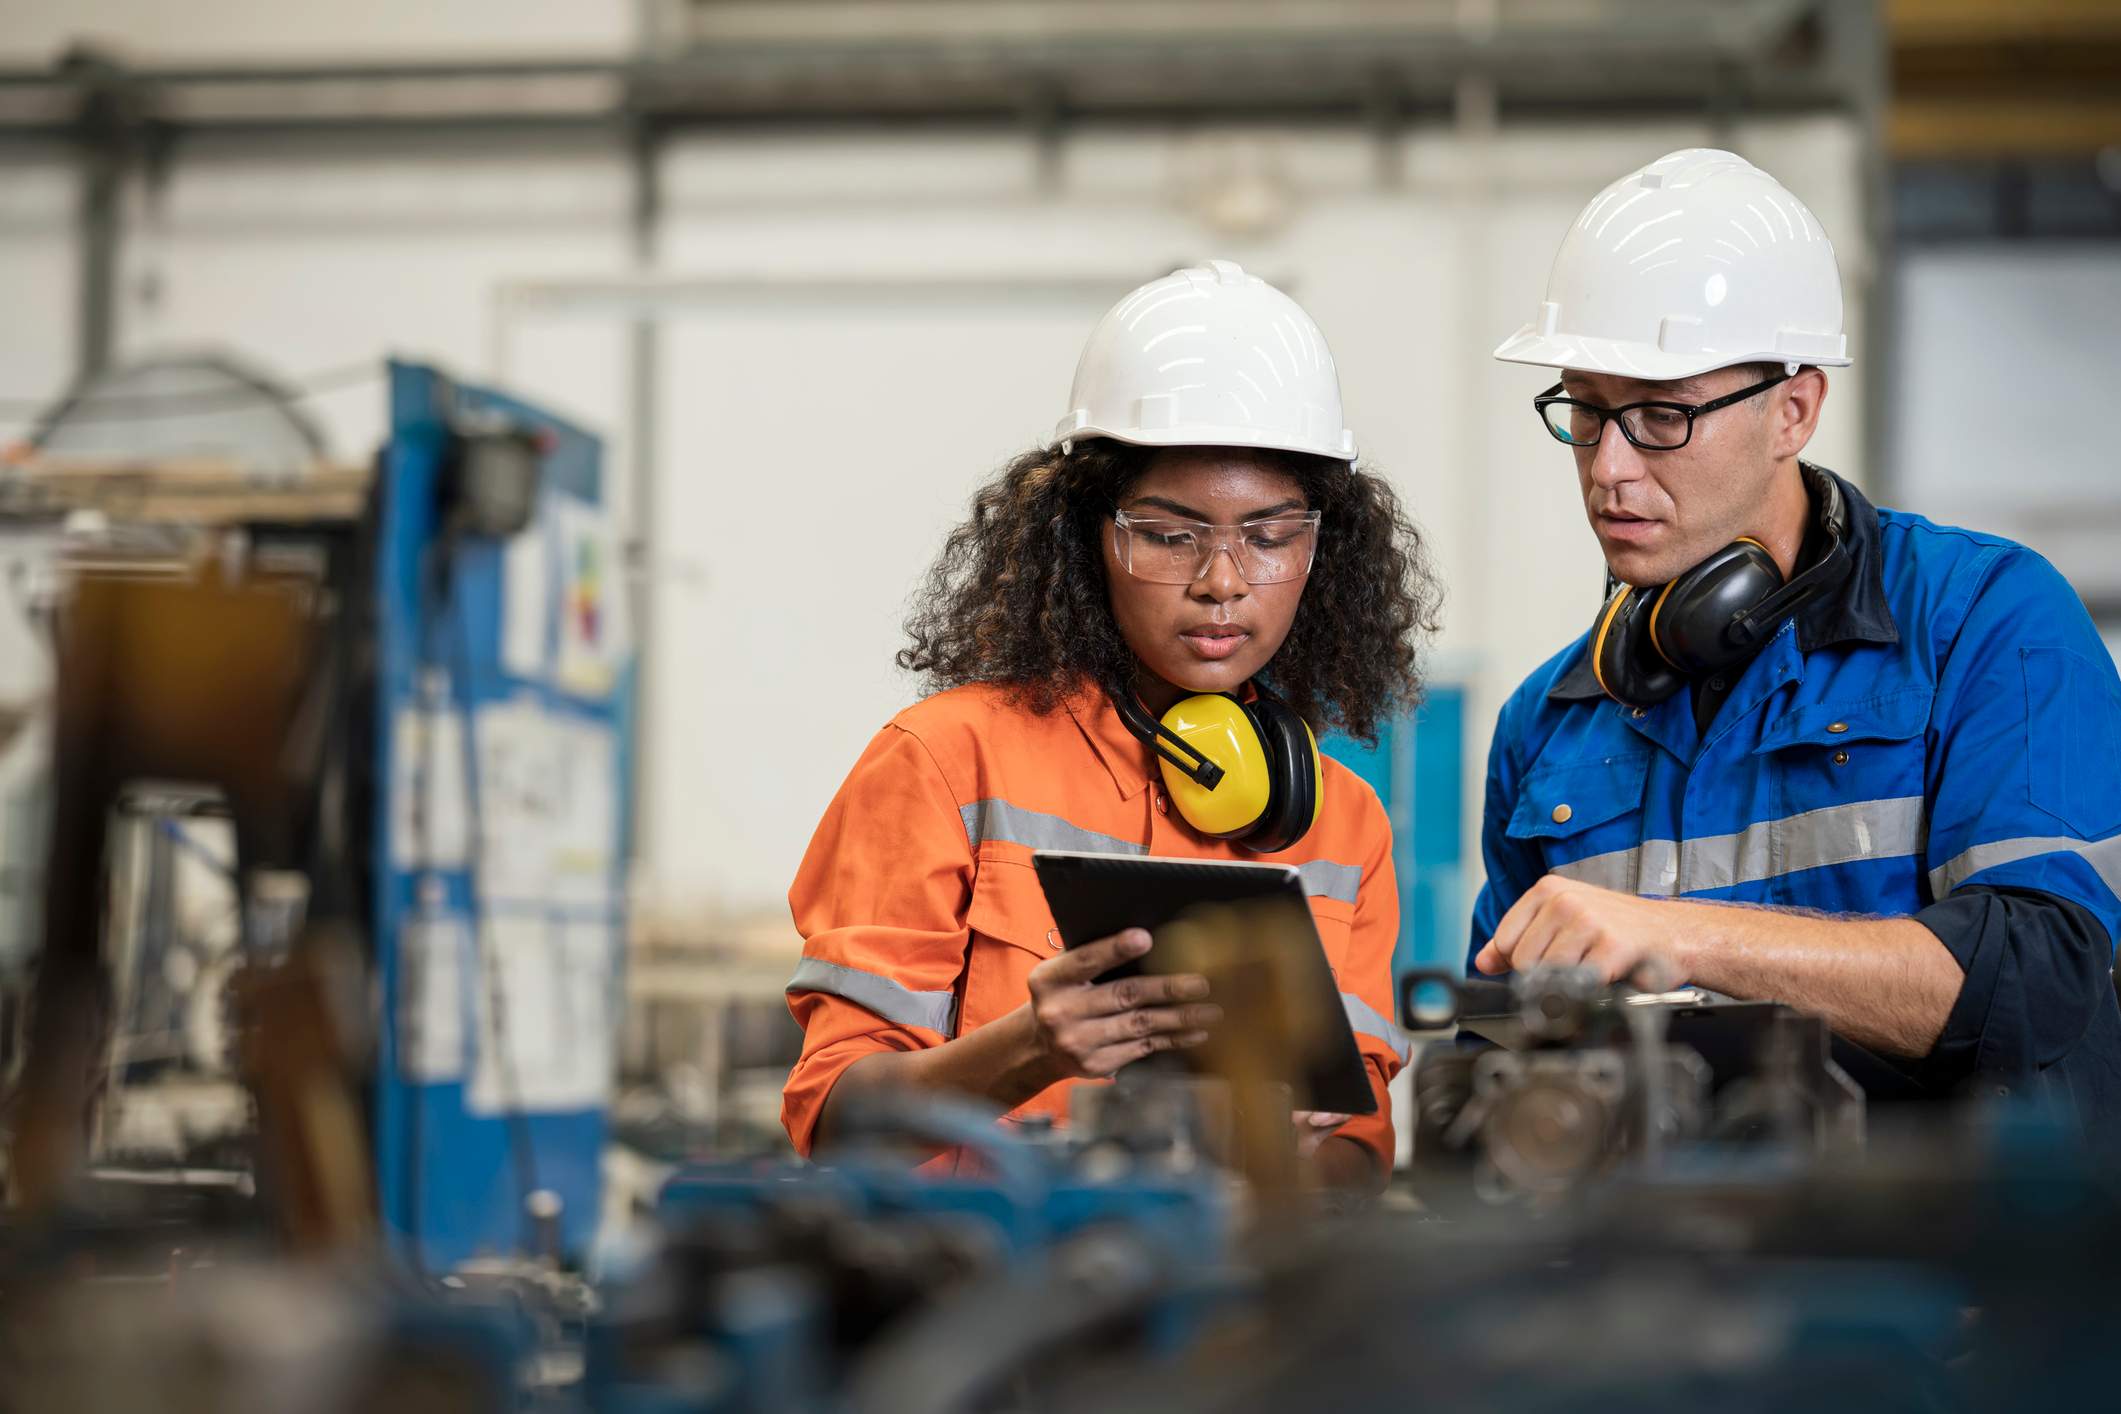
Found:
[1534,370,1791,451]
[1111,509,1321,585]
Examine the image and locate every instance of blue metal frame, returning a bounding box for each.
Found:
[370,360,634,1269]
[1323,688,1465,982]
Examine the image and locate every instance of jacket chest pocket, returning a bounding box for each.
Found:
[1746,688,1932,907]
[1506,751,1652,887]
[1754,688,1931,825]
[960,859,1061,1035]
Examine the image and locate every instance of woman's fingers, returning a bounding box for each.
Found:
[1082,1028,1212,1076]
[1064,1003,1223,1055]
[1032,928,1152,990]
[1074,970,1211,1017]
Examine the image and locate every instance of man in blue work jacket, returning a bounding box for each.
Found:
[1474,148,2121,1138]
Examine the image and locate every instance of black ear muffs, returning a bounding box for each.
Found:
[1588,464,1858,711]
[1592,542,1782,710]
[1649,539,1785,675]
[1591,582,1685,710]
[1243,695,1317,854]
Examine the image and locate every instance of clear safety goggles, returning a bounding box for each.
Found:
[1110,509,1321,586]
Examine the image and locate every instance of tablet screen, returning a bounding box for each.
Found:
[1031,850,1377,1116]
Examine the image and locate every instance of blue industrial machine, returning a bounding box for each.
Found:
[370,361,636,1271]
[1324,688,1464,978]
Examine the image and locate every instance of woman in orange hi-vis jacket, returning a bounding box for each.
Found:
[783,262,1443,1190]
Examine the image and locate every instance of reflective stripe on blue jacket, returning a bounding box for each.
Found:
[1470,468,2121,1137]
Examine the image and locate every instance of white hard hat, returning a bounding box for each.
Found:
[1494,149,1850,382]
[1056,260,1357,462]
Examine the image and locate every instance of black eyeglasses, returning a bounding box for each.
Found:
[1533,370,1791,451]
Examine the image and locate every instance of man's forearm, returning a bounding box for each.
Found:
[1675,904,1964,1057]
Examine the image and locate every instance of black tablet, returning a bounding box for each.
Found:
[1031,850,1378,1116]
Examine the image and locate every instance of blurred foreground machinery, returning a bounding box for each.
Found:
[1401,968,1866,1207]
[580,1061,2121,1414]
[591,1086,1234,1414]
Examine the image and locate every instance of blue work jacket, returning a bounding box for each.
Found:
[1470,469,2121,1139]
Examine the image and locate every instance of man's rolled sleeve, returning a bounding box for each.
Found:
[1917,547,2121,1100]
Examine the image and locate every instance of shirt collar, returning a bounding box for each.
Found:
[1062,679,1267,798]
[1548,463,1898,704]
[1064,681,1156,799]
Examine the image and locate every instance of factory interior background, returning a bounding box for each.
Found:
[0,2,2117,1410]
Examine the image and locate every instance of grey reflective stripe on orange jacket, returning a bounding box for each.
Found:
[788,956,958,1035]
[959,796,1363,904]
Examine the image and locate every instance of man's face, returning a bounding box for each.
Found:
[1561,365,1782,587]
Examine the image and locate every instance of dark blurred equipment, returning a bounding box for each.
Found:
[1402,967,1863,1206]
[441,413,546,540]
[582,1073,2121,1414]
[1043,1111,2121,1414]
[0,1247,531,1414]
[6,550,371,1247]
[587,1088,1231,1414]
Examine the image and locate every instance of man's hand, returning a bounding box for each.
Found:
[1473,874,1690,985]
[1471,875,1964,1059]
[1025,928,1222,1082]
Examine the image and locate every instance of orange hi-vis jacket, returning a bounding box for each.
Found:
[782,681,1410,1168]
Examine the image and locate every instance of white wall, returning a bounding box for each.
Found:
[112,134,634,457]
[0,99,1872,941]
[1890,246,2121,661]
[0,157,77,435]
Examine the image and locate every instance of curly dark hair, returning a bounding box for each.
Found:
[897,439,1443,744]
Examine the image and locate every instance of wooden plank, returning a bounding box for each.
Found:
[0,457,371,524]
[1890,0,2121,45]
[1890,96,2121,157]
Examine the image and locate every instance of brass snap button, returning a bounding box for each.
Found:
[1826,721,1849,734]
[1832,750,1850,766]
[1551,803,1573,824]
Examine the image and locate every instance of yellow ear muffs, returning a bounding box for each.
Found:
[1149,691,1323,852]
[1110,686,1324,851]
[1156,693,1274,838]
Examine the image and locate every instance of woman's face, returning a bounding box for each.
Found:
[1100,447,1312,711]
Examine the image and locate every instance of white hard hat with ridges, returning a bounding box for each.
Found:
[1494,148,1850,381]
[1057,260,1357,462]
